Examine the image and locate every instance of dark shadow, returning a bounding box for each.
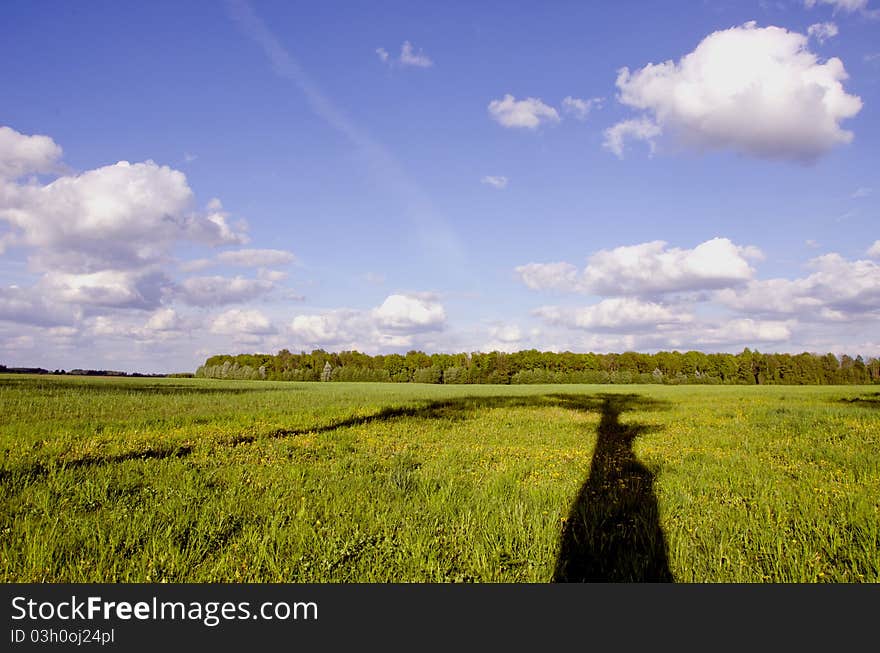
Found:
[552,394,673,582]
[838,392,880,410]
[0,444,194,487]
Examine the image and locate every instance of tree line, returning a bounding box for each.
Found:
[195,348,880,385]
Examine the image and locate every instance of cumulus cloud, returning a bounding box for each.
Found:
[534,298,691,332]
[0,126,63,179]
[517,238,761,296]
[144,308,182,332]
[372,293,446,331]
[289,310,361,345]
[606,22,862,161]
[179,276,275,307]
[695,319,792,345]
[718,253,880,320]
[375,47,390,63]
[561,96,602,121]
[289,293,446,351]
[807,22,839,43]
[481,175,508,189]
[483,324,527,353]
[210,308,275,336]
[1,155,247,273]
[603,118,662,158]
[868,241,880,258]
[488,94,561,129]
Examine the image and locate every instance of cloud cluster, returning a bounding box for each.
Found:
[0,124,300,350]
[517,238,761,296]
[605,22,862,161]
[534,298,691,332]
[517,234,878,353]
[717,254,880,320]
[289,293,446,351]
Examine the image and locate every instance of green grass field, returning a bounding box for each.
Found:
[1,374,877,582]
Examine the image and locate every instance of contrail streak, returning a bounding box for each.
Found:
[225,0,464,269]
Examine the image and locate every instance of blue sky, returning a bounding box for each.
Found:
[1,0,878,372]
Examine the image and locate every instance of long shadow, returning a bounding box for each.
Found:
[250,391,673,581]
[838,392,880,410]
[552,394,673,582]
[0,444,194,487]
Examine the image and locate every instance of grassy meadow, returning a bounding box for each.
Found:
[1,374,878,582]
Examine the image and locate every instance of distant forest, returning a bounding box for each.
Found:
[196,349,880,385]
[0,366,178,378]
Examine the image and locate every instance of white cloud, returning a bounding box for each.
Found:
[807,22,839,43]
[561,96,602,121]
[607,22,862,162]
[517,238,760,296]
[399,41,433,67]
[717,253,880,319]
[488,324,522,343]
[377,41,433,68]
[693,318,792,345]
[145,308,181,331]
[0,126,63,180]
[602,118,662,158]
[372,293,446,331]
[179,275,275,307]
[289,311,360,345]
[481,175,508,189]
[483,324,526,353]
[534,298,691,332]
[488,94,561,129]
[868,241,880,258]
[851,187,872,198]
[1,155,248,274]
[289,293,446,352]
[210,309,275,336]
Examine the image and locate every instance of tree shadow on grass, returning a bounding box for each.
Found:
[838,392,880,410]
[260,390,673,582]
[551,394,673,582]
